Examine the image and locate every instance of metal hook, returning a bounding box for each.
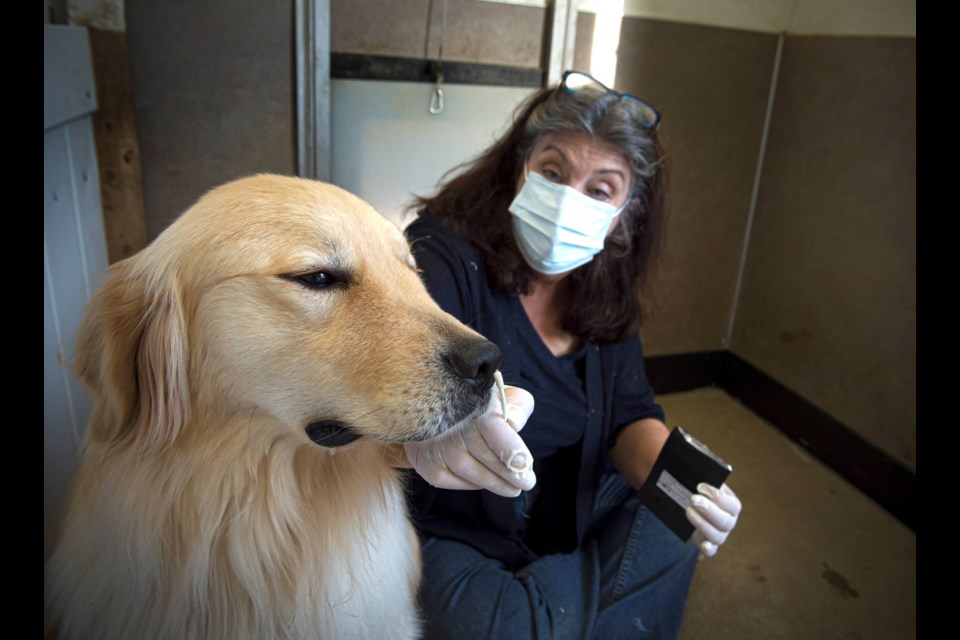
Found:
[429,85,444,115]
[429,63,445,115]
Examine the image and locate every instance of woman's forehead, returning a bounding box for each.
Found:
[530,132,630,174]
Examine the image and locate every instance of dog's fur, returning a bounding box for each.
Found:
[45,175,500,639]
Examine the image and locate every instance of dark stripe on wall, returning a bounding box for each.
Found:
[647,350,916,531]
[331,53,544,88]
[646,350,726,394]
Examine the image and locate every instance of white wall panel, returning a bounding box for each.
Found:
[331,80,535,227]
[44,25,106,552]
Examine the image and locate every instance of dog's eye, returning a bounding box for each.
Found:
[299,272,331,288]
[290,271,346,290]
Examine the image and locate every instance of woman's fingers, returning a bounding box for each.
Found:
[405,439,521,496]
[405,384,538,498]
[690,485,740,532]
[500,386,535,432]
[686,483,742,557]
[469,416,537,492]
[443,429,528,495]
[404,442,485,491]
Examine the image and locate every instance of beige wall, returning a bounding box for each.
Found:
[332,0,544,67]
[126,0,296,239]
[731,37,916,470]
[606,0,916,36]
[599,19,778,356]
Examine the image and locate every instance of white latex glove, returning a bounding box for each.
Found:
[405,386,536,498]
[686,483,741,557]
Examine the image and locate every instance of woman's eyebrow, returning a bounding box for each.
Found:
[540,144,569,163]
[596,168,626,180]
[542,144,625,178]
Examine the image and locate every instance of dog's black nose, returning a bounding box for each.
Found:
[443,338,502,389]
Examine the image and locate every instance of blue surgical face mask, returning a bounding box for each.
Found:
[508,170,623,275]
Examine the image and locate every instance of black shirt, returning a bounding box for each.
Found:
[405,215,665,565]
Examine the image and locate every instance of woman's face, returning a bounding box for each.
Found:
[513,131,633,281]
[519,131,633,216]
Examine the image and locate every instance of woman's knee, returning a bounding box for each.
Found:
[418,537,596,640]
[418,538,541,638]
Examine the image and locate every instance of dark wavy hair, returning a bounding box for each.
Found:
[412,82,667,343]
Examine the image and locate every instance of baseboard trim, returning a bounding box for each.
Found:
[646,350,915,531]
[645,350,726,394]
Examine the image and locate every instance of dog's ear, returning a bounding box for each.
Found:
[75,261,190,450]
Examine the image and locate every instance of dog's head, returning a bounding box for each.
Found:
[76,175,500,450]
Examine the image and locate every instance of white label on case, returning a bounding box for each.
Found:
[656,470,693,509]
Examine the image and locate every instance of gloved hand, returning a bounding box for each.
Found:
[405,386,536,498]
[686,483,741,557]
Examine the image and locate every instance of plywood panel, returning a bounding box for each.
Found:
[88,27,149,262]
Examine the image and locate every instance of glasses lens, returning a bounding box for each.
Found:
[621,95,660,129]
[564,71,605,94]
[563,71,660,129]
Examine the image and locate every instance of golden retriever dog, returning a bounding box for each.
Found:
[45,175,502,639]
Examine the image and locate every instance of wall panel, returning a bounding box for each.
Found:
[126,0,296,238]
[732,37,916,469]
[605,19,779,356]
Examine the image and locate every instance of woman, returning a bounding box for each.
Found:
[397,72,741,639]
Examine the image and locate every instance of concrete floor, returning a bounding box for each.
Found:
[662,388,915,640]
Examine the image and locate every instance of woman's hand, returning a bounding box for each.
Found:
[686,483,741,557]
[404,386,536,498]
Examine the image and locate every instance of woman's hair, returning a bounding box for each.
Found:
[412,82,667,343]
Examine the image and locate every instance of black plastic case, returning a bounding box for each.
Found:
[638,426,733,541]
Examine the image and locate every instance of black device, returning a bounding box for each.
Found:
[638,426,732,541]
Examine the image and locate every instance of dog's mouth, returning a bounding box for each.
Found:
[304,370,496,448]
[304,393,488,448]
[305,420,362,447]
